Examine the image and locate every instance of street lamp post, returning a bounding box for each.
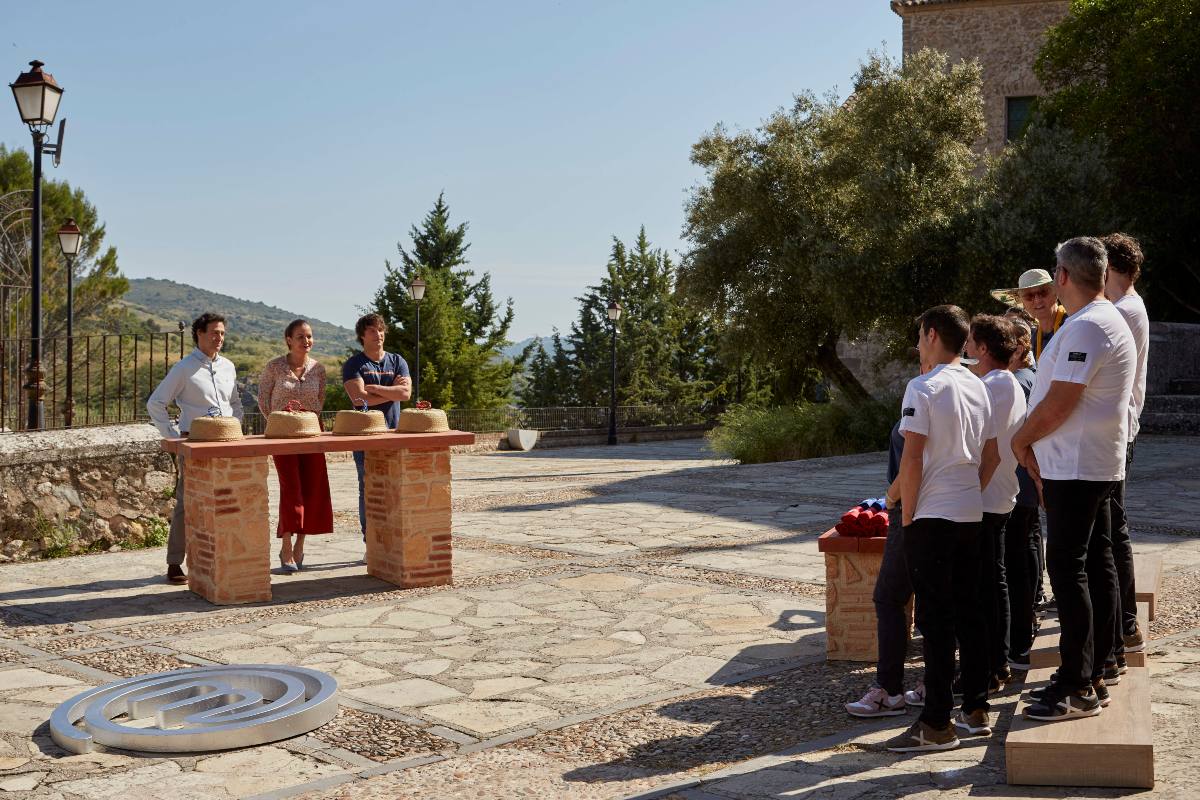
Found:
[10,60,64,430]
[408,277,426,403]
[57,219,81,426]
[606,300,622,445]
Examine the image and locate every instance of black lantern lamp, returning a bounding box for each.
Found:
[10,60,66,429]
[408,277,427,402]
[606,300,622,445]
[57,219,81,426]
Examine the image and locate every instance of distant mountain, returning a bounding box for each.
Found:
[122,278,357,353]
[503,335,561,361]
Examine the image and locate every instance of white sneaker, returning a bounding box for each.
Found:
[845,686,906,718]
[903,682,926,707]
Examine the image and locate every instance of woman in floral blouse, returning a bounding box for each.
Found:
[257,319,333,572]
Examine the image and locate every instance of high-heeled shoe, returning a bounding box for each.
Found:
[279,555,299,573]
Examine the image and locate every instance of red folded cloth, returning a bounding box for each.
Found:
[835,506,889,537]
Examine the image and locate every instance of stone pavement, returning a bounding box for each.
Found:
[1,436,1199,798]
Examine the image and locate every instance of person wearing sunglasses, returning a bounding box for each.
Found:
[991,269,1068,360]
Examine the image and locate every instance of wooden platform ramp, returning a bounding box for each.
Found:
[1029,601,1149,669]
[1006,665,1154,788]
[1135,553,1163,620]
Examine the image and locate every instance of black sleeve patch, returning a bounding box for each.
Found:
[1067,351,1087,363]
[902,407,916,417]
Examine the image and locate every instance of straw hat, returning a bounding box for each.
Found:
[333,408,389,435]
[188,407,243,442]
[396,400,449,433]
[990,268,1054,307]
[265,400,322,438]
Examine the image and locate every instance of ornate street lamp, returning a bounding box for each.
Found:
[10,60,66,429]
[57,219,81,426]
[606,300,622,445]
[408,277,426,402]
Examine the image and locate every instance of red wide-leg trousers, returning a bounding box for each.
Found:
[273,453,333,537]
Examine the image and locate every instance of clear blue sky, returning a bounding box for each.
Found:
[3,0,900,341]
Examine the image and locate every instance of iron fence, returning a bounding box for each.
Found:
[240,405,711,435]
[0,332,712,436]
[0,330,188,432]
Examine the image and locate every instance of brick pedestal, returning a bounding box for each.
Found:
[183,455,271,605]
[163,431,473,605]
[364,448,453,588]
[819,528,912,662]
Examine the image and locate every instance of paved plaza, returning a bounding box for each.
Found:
[3,437,1200,798]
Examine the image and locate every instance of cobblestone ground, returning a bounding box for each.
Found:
[1,436,1199,799]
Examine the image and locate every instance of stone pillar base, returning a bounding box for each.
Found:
[184,456,271,605]
[364,447,453,588]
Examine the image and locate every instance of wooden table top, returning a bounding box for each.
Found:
[161,430,476,459]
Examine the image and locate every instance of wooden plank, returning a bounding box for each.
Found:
[161,430,476,459]
[1006,666,1154,788]
[1029,602,1149,669]
[1135,554,1163,621]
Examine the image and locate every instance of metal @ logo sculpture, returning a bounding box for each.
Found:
[50,665,338,754]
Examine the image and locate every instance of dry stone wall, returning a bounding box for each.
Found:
[0,424,175,562]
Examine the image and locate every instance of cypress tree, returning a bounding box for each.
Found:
[372,194,521,408]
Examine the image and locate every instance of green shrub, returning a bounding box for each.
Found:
[141,518,170,548]
[708,397,897,464]
[35,514,81,559]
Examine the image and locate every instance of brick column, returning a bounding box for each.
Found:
[364,447,453,588]
[184,456,271,605]
[819,529,912,662]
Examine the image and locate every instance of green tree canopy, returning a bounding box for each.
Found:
[680,50,984,403]
[0,145,128,339]
[371,194,521,409]
[566,230,725,410]
[1036,0,1200,318]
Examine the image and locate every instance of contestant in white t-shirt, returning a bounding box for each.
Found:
[1103,232,1151,660]
[1012,236,1136,723]
[966,314,1028,683]
[886,305,996,755]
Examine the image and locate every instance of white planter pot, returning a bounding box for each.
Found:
[507,428,539,451]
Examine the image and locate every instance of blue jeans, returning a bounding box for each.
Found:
[353,450,366,537]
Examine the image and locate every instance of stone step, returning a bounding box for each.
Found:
[1029,601,1149,669]
[1139,411,1200,436]
[1143,394,1200,414]
[1170,378,1200,395]
[1006,665,1154,788]
[1136,553,1162,621]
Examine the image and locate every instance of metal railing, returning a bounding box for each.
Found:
[240,405,711,435]
[0,330,188,432]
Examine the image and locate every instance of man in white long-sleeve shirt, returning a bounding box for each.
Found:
[147,313,243,584]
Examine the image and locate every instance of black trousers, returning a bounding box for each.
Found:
[1043,479,1118,692]
[873,505,912,696]
[904,517,988,728]
[1109,443,1137,661]
[1005,503,1040,659]
[979,511,1012,676]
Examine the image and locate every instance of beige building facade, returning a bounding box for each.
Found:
[891,0,1070,153]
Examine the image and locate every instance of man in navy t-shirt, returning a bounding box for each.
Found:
[342,313,412,537]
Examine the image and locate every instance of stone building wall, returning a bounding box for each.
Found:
[0,425,175,562]
[893,0,1070,154]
